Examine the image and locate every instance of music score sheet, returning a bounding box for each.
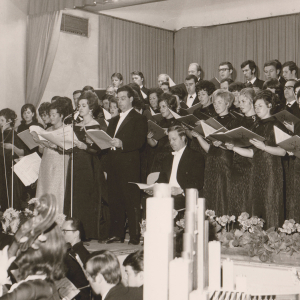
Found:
[13,152,41,186]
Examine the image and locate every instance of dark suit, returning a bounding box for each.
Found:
[247,78,264,89]
[285,102,300,118]
[140,86,150,104]
[157,146,205,209]
[105,283,142,300]
[210,77,220,89]
[279,76,286,88]
[183,94,200,108]
[106,109,148,240]
[65,242,91,300]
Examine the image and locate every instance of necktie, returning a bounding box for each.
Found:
[190,95,193,98]
[287,103,292,107]
[172,152,178,156]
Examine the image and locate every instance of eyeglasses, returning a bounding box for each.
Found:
[219,68,229,72]
[62,229,76,234]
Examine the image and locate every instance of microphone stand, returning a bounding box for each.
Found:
[1,126,10,208]
[11,127,14,208]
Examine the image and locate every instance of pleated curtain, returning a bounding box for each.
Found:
[174,14,300,84]
[98,14,174,89]
[26,11,62,106]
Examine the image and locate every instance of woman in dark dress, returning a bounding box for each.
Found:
[192,90,238,216]
[147,93,180,173]
[64,91,107,240]
[0,109,25,211]
[231,90,286,228]
[225,88,257,216]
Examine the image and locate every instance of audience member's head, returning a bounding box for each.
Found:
[212,89,234,115]
[148,87,163,110]
[0,108,17,128]
[131,71,145,87]
[73,90,82,107]
[196,80,216,107]
[158,93,178,118]
[188,63,201,80]
[111,73,123,89]
[220,78,234,91]
[21,103,38,125]
[185,75,198,95]
[218,62,233,80]
[158,74,169,87]
[168,125,187,151]
[282,61,298,81]
[241,60,257,81]
[264,60,280,80]
[38,102,51,126]
[85,250,121,295]
[123,250,144,287]
[61,217,85,246]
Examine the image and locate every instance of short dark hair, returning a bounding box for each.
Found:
[65,217,85,241]
[0,108,17,127]
[158,93,178,112]
[228,81,246,92]
[131,71,144,80]
[51,96,60,102]
[73,90,82,96]
[79,91,99,112]
[240,60,257,72]
[254,90,282,115]
[111,73,123,81]
[219,61,233,71]
[82,85,95,93]
[168,125,187,144]
[86,250,121,285]
[148,87,164,99]
[294,80,300,93]
[185,74,198,84]
[282,61,298,77]
[297,89,300,100]
[195,80,216,96]
[38,102,51,116]
[220,78,234,85]
[123,250,144,274]
[170,86,185,100]
[117,85,135,99]
[264,60,279,70]
[49,98,69,119]
[21,104,38,124]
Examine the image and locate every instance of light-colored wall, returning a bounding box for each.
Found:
[40,9,99,106]
[0,0,28,123]
[100,0,300,31]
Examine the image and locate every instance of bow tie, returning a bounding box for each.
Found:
[189,95,193,98]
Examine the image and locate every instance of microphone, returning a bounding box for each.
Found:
[63,109,80,124]
[1,120,14,132]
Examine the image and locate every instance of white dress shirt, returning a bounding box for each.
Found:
[287,100,296,107]
[114,108,133,137]
[169,146,186,188]
[140,85,147,99]
[248,77,257,84]
[186,93,196,108]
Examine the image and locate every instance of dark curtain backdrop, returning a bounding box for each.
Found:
[174,14,300,84]
[98,14,174,89]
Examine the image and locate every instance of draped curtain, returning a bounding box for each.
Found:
[26,11,62,106]
[98,14,174,88]
[174,14,300,84]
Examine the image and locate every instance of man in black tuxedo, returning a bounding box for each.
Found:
[62,218,91,300]
[157,125,205,209]
[85,250,142,300]
[183,75,200,109]
[284,79,300,118]
[105,85,147,245]
[241,60,264,89]
[131,71,149,104]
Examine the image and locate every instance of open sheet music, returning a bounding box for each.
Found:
[274,125,300,158]
[17,129,39,150]
[84,128,113,149]
[209,126,265,147]
[13,152,41,186]
[185,102,203,114]
[273,110,300,125]
[148,120,166,140]
[29,125,78,150]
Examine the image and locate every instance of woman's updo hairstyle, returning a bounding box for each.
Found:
[158,93,178,112]
[0,108,17,127]
[49,98,69,119]
[79,91,99,112]
[254,90,281,115]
